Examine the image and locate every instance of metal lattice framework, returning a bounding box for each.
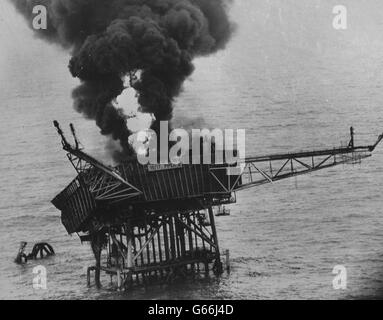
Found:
[209,128,383,193]
[67,151,142,202]
[55,121,383,201]
[96,209,222,289]
[54,121,142,203]
[53,121,383,290]
[107,211,219,268]
[236,149,371,191]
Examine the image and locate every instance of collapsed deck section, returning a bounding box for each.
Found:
[52,176,96,234]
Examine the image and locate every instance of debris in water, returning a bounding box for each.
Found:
[14,242,55,264]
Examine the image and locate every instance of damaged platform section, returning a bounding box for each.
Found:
[51,123,240,289]
[51,122,383,290]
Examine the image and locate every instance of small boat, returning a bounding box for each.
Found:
[215,205,230,217]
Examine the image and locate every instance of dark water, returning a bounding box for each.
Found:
[1,0,383,299]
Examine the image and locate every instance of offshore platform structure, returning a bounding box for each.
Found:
[52,122,382,289]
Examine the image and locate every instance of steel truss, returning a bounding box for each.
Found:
[88,209,222,289]
[209,129,383,193]
[67,151,142,202]
[236,150,371,191]
[54,121,142,202]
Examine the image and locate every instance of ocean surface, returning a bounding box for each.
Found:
[1,0,383,300]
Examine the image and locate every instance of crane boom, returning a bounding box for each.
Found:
[233,129,383,191]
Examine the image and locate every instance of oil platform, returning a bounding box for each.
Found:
[51,122,382,289]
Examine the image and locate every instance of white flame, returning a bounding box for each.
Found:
[115,75,152,132]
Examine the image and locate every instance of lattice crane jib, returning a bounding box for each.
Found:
[209,127,383,193]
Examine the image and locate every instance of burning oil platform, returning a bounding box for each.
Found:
[51,122,382,290]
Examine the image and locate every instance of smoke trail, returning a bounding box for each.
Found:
[11,0,234,161]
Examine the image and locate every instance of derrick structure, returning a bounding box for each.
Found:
[51,122,382,289]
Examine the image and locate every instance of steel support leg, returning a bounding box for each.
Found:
[208,207,223,274]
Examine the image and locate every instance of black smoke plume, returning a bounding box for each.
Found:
[11,0,234,161]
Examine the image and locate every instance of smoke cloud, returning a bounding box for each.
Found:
[11,0,234,161]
